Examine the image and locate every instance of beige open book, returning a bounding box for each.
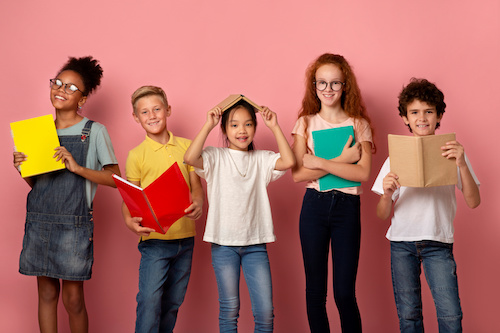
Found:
[216,94,262,112]
[388,133,458,187]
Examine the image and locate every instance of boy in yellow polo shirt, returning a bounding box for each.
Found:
[121,86,204,332]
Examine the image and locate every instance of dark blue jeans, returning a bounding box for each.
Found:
[299,188,362,333]
[135,237,194,333]
[391,241,462,333]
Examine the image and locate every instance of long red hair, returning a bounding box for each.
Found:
[298,53,374,150]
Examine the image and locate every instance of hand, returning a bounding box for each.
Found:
[184,200,202,220]
[206,106,222,129]
[338,136,361,164]
[441,140,465,167]
[54,146,80,173]
[125,216,156,236]
[303,153,323,170]
[13,151,27,172]
[382,172,400,197]
[259,106,278,129]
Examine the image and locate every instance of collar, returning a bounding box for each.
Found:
[144,131,177,152]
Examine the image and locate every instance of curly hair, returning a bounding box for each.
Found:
[58,56,103,96]
[398,78,446,132]
[131,86,169,113]
[297,53,373,150]
[220,100,257,151]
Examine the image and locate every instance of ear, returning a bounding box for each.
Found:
[78,96,87,109]
[132,111,140,124]
[402,115,409,125]
[166,105,172,117]
[437,113,444,122]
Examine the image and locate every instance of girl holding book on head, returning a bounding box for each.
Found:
[291,53,374,332]
[13,56,120,333]
[184,98,295,332]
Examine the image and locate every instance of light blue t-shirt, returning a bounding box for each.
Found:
[57,117,118,208]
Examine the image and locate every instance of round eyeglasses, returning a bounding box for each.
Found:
[314,80,345,92]
[50,78,82,95]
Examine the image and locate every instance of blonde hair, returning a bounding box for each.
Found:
[131,86,169,113]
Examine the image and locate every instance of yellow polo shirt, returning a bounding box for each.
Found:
[126,132,196,241]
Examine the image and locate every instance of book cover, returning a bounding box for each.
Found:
[388,133,458,187]
[113,162,192,234]
[10,114,66,178]
[216,94,262,112]
[312,126,361,191]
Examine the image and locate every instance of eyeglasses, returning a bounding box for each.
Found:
[314,80,345,92]
[50,78,82,95]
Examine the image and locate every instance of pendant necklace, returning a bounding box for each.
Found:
[228,149,249,177]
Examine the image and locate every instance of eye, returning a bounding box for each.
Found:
[55,79,63,86]
[69,84,79,92]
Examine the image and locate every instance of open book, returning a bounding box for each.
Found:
[10,114,66,178]
[113,162,191,234]
[312,126,361,191]
[388,133,458,187]
[217,94,262,112]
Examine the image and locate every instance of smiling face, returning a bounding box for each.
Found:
[315,63,344,109]
[133,94,171,139]
[50,70,87,112]
[224,106,256,151]
[402,99,443,137]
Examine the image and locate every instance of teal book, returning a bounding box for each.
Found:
[312,126,361,191]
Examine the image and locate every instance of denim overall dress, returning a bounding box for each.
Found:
[19,120,95,281]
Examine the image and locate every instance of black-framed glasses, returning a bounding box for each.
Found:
[50,78,82,95]
[314,80,345,92]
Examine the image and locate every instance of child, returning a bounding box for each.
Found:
[14,56,120,333]
[371,78,480,332]
[121,86,204,332]
[183,100,295,332]
[291,53,374,333]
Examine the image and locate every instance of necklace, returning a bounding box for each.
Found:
[227,149,249,177]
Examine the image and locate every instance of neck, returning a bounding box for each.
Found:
[147,130,170,145]
[54,110,84,129]
[318,105,348,124]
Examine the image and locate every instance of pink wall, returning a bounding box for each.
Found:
[1,1,499,332]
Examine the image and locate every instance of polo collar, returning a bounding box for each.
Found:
[145,131,177,152]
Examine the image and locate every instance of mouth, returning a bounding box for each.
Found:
[54,95,66,101]
[147,120,160,126]
[237,136,248,142]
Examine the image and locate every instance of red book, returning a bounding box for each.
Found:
[113,162,191,234]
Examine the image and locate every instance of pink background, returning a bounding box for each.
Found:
[1,1,499,332]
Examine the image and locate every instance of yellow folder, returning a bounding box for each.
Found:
[10,114,65,178]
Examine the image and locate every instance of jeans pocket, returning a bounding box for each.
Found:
[74,223,94,261]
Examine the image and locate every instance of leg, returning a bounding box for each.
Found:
[299,189,332,333]
[37,276,60,333]
[135,240,174,333]
[211,244,242,333]
[61,280,88,333]
[391,241,424,333]
[241,244,274,333]
[159,237,194,333]
[421,242,462,333]
[330,193,362,332]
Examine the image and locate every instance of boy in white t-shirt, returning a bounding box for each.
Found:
[371,78,480,332]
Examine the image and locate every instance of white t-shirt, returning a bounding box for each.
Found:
[195,146,285,246]
[292,114,373,195]
[371,155,480,243]
[57,117,118,208]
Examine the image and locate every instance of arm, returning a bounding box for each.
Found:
[442,141,480,208]
[291,134,362,183]
[259,107,295,170]
[183,107,222,169]
[183,171,204,220]
[376,172,399,220]
[13,151,34,187]
[121,178,156,236]
[53,146,120,187]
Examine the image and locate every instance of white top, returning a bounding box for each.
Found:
[371,155,480,243]
[195,146,285,246]
[292,114,373,195]
[57,117,118,208]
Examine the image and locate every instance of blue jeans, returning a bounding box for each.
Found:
[391,241,462,333]
[299,188,362,333]
[135,238,194,333]
[211,243,274,333]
